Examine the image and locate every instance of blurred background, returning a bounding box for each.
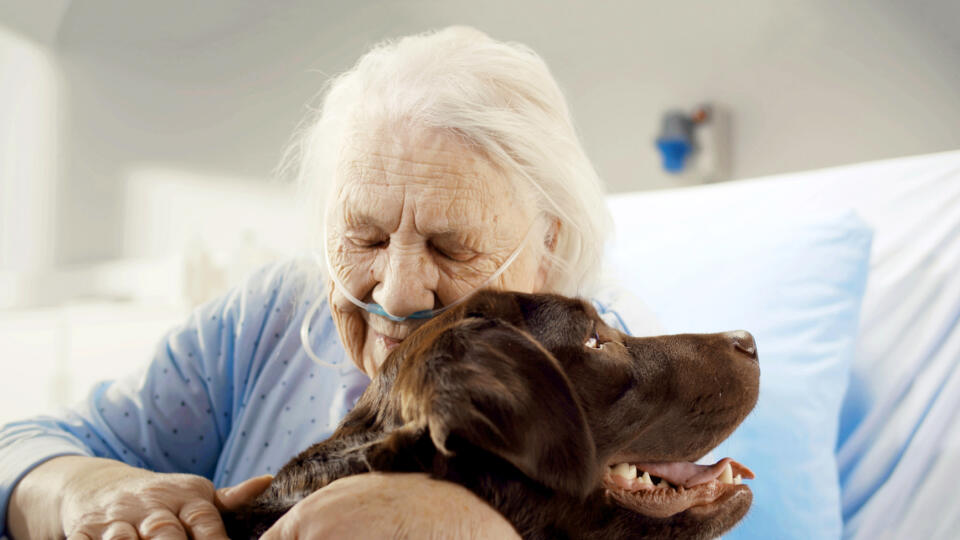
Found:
[2,0,959,425]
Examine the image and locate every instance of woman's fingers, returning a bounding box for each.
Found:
[179,500,230,540]
[102,521,140,539]
[215,473,274,510]
[37,458,241,540]
[67,503,221,540]
[138,509,188,539]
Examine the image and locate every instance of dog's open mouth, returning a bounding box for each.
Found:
[601,457,755,518]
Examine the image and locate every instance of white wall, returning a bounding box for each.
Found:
[0,27,59,273]
[6,0,960,266]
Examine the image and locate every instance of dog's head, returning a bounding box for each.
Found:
[361,290,759,538]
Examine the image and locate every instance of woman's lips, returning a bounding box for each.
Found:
[376,333,402,351]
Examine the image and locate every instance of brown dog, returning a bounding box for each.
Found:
[222,290,760,539]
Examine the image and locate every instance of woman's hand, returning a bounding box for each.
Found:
[8,455,272,539]
[262,472,521,539]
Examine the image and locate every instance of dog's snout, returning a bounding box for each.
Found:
[726,330,757,360]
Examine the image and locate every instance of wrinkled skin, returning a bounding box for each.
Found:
[9,455,272,540]
[324,124,556,376]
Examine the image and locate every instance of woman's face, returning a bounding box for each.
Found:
[325,127,548,376]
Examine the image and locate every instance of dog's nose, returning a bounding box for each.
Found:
[726,330,757,360]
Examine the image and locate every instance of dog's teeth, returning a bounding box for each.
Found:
[612,463,637,480]
[639,471,654,485]
[720,463,734,485]
[657,479,670,489]
[734,474,743,485]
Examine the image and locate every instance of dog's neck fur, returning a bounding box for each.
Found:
[271,423,703,539]
[233,369,666,540]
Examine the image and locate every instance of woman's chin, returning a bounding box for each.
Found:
[361,347,390,377]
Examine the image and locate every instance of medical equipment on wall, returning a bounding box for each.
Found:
[655,104,730,182]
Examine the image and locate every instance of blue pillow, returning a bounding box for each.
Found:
[605,191,872,540]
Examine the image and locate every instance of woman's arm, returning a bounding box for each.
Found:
[1,263,295,536]
[8,455,273,538]
[262,472,520,539]
[0,302,233,535]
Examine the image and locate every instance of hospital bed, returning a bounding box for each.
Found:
[605,150,960,539]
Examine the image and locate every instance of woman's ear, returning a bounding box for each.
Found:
[534,217,561,292]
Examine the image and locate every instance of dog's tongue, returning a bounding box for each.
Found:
[633,457,755,488]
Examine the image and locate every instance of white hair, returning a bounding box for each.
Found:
[286,26,611,296]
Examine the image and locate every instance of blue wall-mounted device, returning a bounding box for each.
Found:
[655,106,714,175]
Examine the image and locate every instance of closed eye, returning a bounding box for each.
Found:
[429,237,478,262]
[346,232,389,249]
[430,242,476,262]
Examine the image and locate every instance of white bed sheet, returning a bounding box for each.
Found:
[611,150,960,538]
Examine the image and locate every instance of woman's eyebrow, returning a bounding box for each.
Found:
[341,209,482,238]
[339,207,391,233]
[427,229,485,247]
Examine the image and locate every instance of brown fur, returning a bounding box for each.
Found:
[222,290,760,539]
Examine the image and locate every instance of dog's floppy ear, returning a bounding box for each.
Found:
[396,318,597,497]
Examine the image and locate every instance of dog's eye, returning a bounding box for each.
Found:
[585,331,603,350]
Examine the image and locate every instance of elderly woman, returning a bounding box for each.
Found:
[2,27,637,538]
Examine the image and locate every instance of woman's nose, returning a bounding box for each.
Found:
[372,245,438,318]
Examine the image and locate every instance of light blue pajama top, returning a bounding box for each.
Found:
[0,261,635,537]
